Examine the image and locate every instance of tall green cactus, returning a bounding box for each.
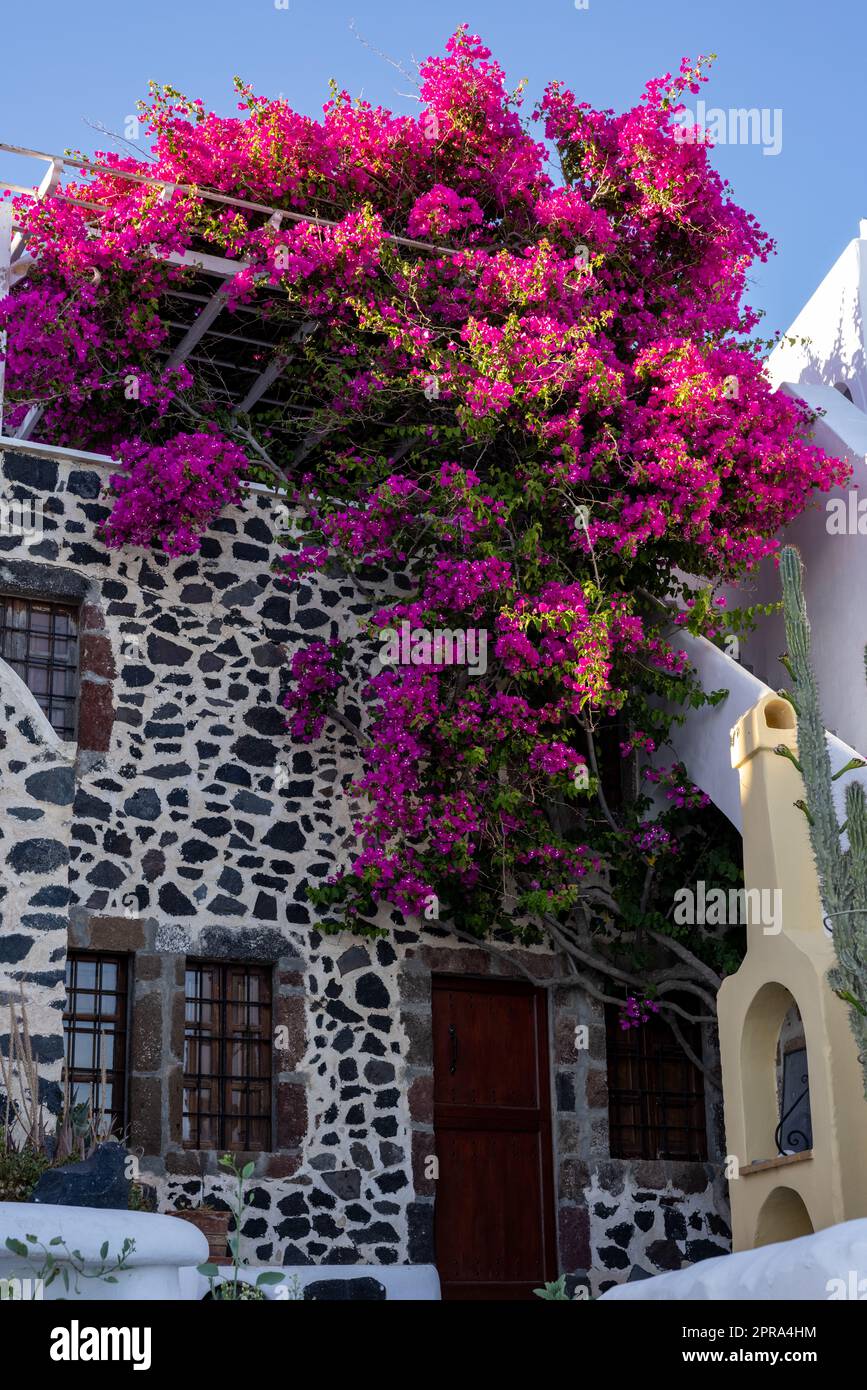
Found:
[778,545,867,1093]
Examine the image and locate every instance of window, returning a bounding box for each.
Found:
[183,961,272,1151]
[605,1002,707,1161]
[63,953,128,1134]
[0,595,79,739]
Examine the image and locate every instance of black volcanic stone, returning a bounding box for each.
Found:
[24,767,75,805]
[605,1222,634,1249]
[407,1202,434,1263]
[556,1073,576,1112]
[598,1245,630,1270]
[124,788,161,821]
[0,933,35,963]
[29,886,72,907]
[686,1240,727,1263]
[647,1239,684,1272]
[664,1209,687,1242]
[375,1171,408,1194]
[594,1202,618,1218]
[218,866,243,895]
[147,636,191,667]
[72,792,111,821]
[6,838,67,873]
[31,1142,129,1209]
[4,453,57,490]
[20,913,68,933]
[364,1060,395,1085]
[85,862,125,889]
[232,736,274,768]
[67,470,101,498]
[296,607,329,630]
[375,941,397,967]
[304,1278,386,1301]
[158,882,196,916]
[331,1027,354,1054]
[355,973,389,1009]
[262,822,303,853]
[182,840,218,864]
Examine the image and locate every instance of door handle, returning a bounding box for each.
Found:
[448,1023,458,1075]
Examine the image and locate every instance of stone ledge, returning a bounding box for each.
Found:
[741,1150,813,1176]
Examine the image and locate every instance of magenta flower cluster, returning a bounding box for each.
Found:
[0,29,848,938]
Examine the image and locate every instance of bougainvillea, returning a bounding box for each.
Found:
[0,30,848,1039]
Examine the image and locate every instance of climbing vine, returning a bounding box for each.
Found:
[0,30,848,1039]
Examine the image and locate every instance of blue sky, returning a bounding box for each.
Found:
[1,0,864,336]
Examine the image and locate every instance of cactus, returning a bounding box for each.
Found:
[778,545,867,1093]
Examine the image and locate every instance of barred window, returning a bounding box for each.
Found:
[183,962,272,1151]
[0,595,79,739]
[63,953,128,1134]
[605,1003,707,1161]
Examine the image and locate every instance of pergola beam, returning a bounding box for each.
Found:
[0,142,456,256]
[233,319,317,416]
[164,283,231,371]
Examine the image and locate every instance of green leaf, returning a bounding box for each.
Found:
[49,1236,64,1246]
[241,1161,255,1180]
[100,1241,109,1260]
[197,1262,220,1278]
[256,1271,285,1285]
[5,1238,28,1257]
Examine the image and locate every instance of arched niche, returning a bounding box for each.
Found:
[755,1186,814,1248]
[775,1001,812,1155]
[740,982,812,1164]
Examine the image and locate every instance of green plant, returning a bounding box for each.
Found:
[206,1279,267,1301]
[4,1233,136,1298]
[127,1181,158,1212]
[0,994,122,1198]
[534,1275,571,1300]
[196,1154,285,1301]
[778,545,867,1090]
[0,1146,52,1202]
[533,1274,591,1301]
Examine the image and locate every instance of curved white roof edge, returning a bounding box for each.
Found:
[668,630,865,834]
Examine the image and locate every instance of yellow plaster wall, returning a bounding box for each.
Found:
[717,694,867,1250]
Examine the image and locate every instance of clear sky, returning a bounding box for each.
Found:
[1,0,864,337]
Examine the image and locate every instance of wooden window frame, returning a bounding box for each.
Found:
[63,952,129,1134]
[183,960,273,1152]
[605,1003,708,1161]
[0,594,80,740]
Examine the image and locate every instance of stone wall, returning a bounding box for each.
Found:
[0,444,731,1284]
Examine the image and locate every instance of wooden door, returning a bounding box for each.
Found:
[432,975,558,1300]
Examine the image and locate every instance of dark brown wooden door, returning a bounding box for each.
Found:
[432,975,558,1300]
